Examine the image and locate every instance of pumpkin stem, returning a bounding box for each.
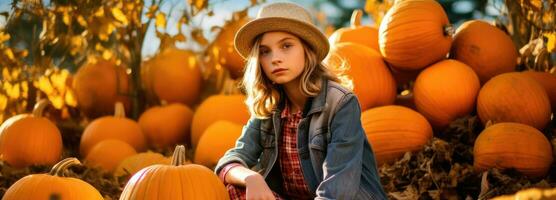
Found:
[443,24,454,37]
[49,157,81,177]
[114,102,126,118]
[350,9,363,28]
[171,145,187,166]
[32,99,51,117]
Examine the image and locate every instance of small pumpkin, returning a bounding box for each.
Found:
[361,105,433,166]
[450,20,518,84]
[3,158,103,200]
[119,145,229,200]
[191,95,250,147]
[329,10,379,52]
[379,0,453,70]
[211,17,250,78]
[474,122,553,178]
[413,59,480,129]
[141,48,202,106]
[85,139,138,172]
[115,151,172,177]
[0,99,62,168]
[194,121,242,168]
[522,70,556,112]
[80,102,146,157]
[477,72,551,130]
[72,58,131,119]
[324,42,397,111]
[139,102,194,148]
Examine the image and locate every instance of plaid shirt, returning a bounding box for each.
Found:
[221,104,313,200]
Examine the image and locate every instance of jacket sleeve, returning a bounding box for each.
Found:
[214,117,263,175]
[315,94,366,199]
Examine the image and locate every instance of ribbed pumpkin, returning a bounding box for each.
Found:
[361,106,433,166]
[85,139,138,172]
[142,48,202,106]
[324,42,396,111]
[139,102,194,148]
[474,123,553,178]
[329,10,379,52]
[379,0,453,70]
[0,99,62,168]
[119,145,229,200]
[413,60,480,129]
[522,71,556,112]
[80,102,146,157]
[477,72,551,130]
[72,58,131,119]
[191,95,249,147]
[450,20,518,84]
[211,17,250,78]
[3,158,103,200]
[194,121,242,168]
[115,152,171,177]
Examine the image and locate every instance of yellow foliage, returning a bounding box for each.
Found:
[544,33,556,52]
[111,7,129,25]
[0,94,7,110]
[156,12,166,29]
[188,0,207,10]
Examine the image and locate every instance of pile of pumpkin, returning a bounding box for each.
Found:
[325,0,556,196]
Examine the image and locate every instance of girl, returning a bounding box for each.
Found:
[215,2,387,199]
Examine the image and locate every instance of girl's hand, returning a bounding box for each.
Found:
[245,174,275,200]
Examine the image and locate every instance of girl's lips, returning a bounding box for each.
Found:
[272,68,287,74]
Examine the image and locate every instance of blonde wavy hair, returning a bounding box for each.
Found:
[241,34,352,119]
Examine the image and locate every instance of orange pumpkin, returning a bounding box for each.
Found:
[413,60,480,129]
[72,58,131,119]
[139,102,194,148]
[115,152,171,177]
[211,17,250,79]
[142,48,202,106]
[522,71,556,112]
[3,158,103,200]
[194,121,242,168]
[477,72,551,130]
[80,102,146,157]
[361,106,433,166]
[85,139,138,172]
[119,145,229,200]
[329,10,379,52]
[379,0,453,70]
[324,42,396,111]
[450,20,518,84]
[191,95,250,147]
[474,122,553,178]
[0,99,62,168]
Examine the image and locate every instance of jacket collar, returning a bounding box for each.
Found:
[273,79,328,117]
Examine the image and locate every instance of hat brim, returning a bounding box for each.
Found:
[234,17,330,62]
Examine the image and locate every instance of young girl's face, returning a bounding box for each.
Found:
[259,31,305,85]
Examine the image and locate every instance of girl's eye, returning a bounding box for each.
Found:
[282,43,292,49]
[260,49,269,55]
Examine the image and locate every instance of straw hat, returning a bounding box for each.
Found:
[234,2,329,61]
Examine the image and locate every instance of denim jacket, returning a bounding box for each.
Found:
[215,80,387,199]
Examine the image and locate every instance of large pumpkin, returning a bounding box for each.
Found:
[72,58,131,119]
[361,105,433,166]
[115,152,172,177]
[413,59,480,129]
[0,99,62,168]
[474,123,553,178]
[522,71,556,112]
[194,121,242,168]
[80,102,146,157]
[211,17,250,79]
[191,95,250,147]
[379,0,453,70]
[139,102,194,148]
[329,10,379,52]
[119,145,229,200]
[450,20,518,84]
[142,48,202,106]
[324,42,396,111]
[477,72,551,130]
[3,158,103,200]
[85,139,138,172]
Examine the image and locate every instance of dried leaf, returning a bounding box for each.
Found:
[94,7,105,17]
[62,12,71,25]
[174,33,186,42]
[155,12,166,30]
[4,48,14,61]
[191,29,208,46]
[0,32,10,43]
[111,7,128,25]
